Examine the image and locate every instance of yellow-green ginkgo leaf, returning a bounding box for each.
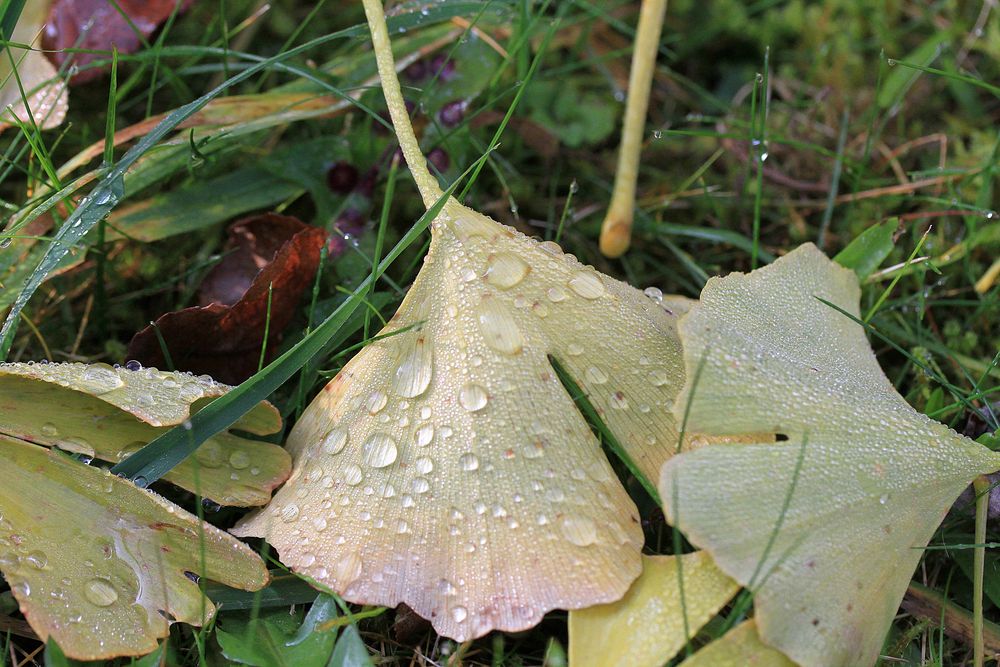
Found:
[677,621,795,667]
[659,243,1000,666]
[234,0,703,641]
[0,436,268,660]
[0,362,288,506]
[0,1,67,134]
[568,552,739,667]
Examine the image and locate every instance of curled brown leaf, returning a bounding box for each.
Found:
[127,213,326,385]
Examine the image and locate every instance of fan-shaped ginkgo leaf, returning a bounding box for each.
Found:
[0,2,68,134]
[234,0,703,642]
[568,552,739,667]
[0,362,288,506]
[0,436,268,660]
[677,621,794,667]
[659,243,1000,666]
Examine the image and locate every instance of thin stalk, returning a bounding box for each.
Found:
[599,0,667,258]
[974,475,989,667]
[361,0,443,209]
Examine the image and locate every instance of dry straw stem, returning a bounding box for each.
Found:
[235,0,713,641]
[599,0,667,258]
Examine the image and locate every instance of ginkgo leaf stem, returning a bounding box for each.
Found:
[974,474,989,667]
[599,0,667,258]
[361,0,444,209]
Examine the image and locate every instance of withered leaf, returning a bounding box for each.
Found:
[127,213,326,385]
[43,0,196,84]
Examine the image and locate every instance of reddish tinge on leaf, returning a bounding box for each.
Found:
[127,213,326,385]
[43,0,196,84]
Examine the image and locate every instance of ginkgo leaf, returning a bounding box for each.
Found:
[234,0,703,641]
[677,621,794,667]
[0,435,268,660]
[0,362,288,506]
[0,1,68,134]
[659,243,1000,667]
[568,552,739,667]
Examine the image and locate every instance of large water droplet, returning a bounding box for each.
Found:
[412,477,431,494]
[229,451,251,469]
[344,464,364,486]
[334,551,363,584]
[25,551,47,569]
[77,363,124,394]
[568,272,605,299]
[321,427,349,455]
[458,452,480,471]
[484,253,530,289]
[546,286,568,302]
[40,422,59,437]
[414,424,434,447]
[415,456,434,474]
[451,605,469,623]
[362,433,398,468]
[393,336,433,398]
[459,384,489,412]
[477,300,524,355]
[585,366,608,384]
[560,516,598,546]
[281,504,300,522]
[194,441,226,468]
[84,578,118,607]
[365,391,388,414]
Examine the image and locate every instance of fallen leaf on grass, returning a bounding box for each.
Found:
[0,435,268,660]
[234,0,727,642]
[0,1,68,134]
[659,244,1000,666]
[42,0,195,84]
[127,213,327,385]
[568,552,739,667]
[0,361,289,506]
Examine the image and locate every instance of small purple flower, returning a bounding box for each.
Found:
[427,148,450,173]
[326,162,359,194]
[438,99,468,128]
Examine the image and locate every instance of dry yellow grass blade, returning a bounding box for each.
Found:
[568,552,739,667]
[599,0,667,258]
[234,0,699,641]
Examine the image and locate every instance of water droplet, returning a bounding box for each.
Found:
[194,441,226,468]
[124,360,142,372]
[0,238,11,249]
[560,516,598,546]
[365,390,388,414]
[281,504,300,522]
[546,286,568,302]
[40,422,59,437]
[362,433,398,468]
[334,551,363,584]
[412,477,431,494]
[229,451,251,469]
[539,240,563,256]
[522,441,544,458]
[568,272,605,299]
[344,464,364,486]
[84,578,118,607]
[610,391,628,409]
[393,336,433,398]
[24,551,47,569]
[477,300,524,355]
[414,424,434,447]
[585,366,608,384]
[653,129,662,139]
[648,369,669,386]
[643,286,663,301]
[313,517,328,532]
[484,253,530,289]
[451,606,468,623]
[458,453,480,471]
[77,363,124,394]
[415,456,434,474]
[459,383,488,412]
[321,427,349,455]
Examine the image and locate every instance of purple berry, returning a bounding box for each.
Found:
[427,148,450,173]
[438,99,468,127]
